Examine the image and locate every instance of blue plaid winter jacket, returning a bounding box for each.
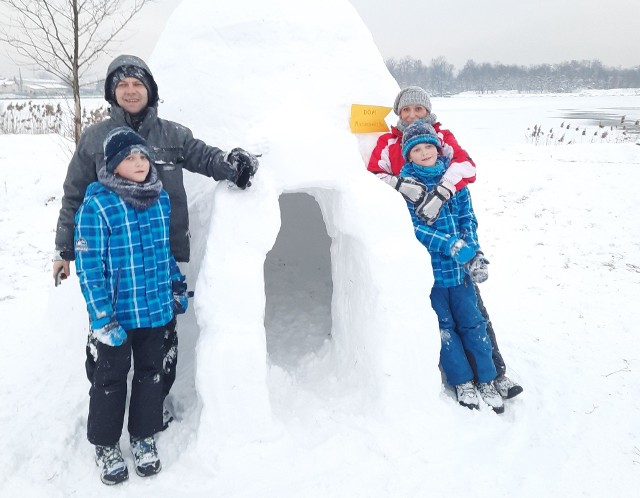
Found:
[401,159,480,288]
[74,182,182,331]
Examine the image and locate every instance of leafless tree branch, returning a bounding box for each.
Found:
[0,0,154,144]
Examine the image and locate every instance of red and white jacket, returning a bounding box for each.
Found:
[367,123,476,192]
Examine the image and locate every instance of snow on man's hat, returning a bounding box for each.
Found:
[401,120,442,160]
[393,86,432,116]
[104,126,151,174]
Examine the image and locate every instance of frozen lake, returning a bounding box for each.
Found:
[432,90,640,148]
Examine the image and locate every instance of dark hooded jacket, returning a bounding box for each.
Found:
[55,54,235,262]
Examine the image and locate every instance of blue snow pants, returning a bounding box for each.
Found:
[430,282,497,386]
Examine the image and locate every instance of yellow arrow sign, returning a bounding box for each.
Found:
[349,104,392,133]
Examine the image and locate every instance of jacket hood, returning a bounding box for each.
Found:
[104,54,159,108]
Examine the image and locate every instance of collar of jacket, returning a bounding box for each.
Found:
[109,106,158,135]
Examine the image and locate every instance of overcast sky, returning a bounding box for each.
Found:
[1,0,638,78]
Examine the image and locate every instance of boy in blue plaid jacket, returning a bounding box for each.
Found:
[75,127,189,485]
[399,120,505,414]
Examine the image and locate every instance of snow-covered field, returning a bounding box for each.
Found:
[1,89,639,498]
[1,0,640,495]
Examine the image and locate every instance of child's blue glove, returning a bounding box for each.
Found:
[172,279,189,315]
[448,238,476,265]
[92,320,127,346]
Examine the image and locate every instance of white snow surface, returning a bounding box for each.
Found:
[1,0,640,496]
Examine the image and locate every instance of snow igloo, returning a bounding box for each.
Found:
[151,0,439,450]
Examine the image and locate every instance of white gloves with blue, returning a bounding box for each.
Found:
[465,251,490,283]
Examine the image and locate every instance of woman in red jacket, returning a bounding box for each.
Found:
[368,86,523,400]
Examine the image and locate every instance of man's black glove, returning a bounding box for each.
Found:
[415,181,454,225]
[224,147,259,189]
[465,251,490,283]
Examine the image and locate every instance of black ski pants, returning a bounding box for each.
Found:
[86,317,177,401]
[86,319,175,446]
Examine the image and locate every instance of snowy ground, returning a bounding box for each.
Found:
[1,89,639,497]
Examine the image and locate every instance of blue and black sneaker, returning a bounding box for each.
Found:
[130,435,162,477]
[95,443,129,485]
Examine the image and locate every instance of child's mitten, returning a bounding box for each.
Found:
[93,320,127,346]
[448,238,476,265]
[172,279,189,315]
[465,251,490,283]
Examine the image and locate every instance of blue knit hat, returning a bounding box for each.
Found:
[401,120,441,160]
[104,126,151,174]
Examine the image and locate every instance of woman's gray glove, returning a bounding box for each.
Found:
[391,176,427,204]
[415,181,454,225]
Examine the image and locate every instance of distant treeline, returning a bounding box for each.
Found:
[386,56,640,95]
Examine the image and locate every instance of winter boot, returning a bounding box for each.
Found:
[95,443,129,485]
[494,375,524,399]
[455,381,479,410]
[477,381,505,414]
[130,435,162,477]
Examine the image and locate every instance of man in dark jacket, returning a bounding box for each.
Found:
[53,54,259,428]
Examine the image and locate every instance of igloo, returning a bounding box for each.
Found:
[151,0,440,454]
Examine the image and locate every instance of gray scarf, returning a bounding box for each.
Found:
[97,165,163,210]
[397,112,438,133]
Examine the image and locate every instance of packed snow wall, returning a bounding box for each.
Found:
[151,0,440,452]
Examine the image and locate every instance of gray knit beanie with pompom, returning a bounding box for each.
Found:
[393,86,433,115]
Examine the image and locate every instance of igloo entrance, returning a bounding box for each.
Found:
[264,193,333,370]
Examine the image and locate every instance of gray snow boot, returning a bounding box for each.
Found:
[455,380,479,410]
[130,435,162,477]
[477,381,505,414]
[494,375,523,399]
[95,442,129,485]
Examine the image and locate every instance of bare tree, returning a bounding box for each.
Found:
[0,0,152,144]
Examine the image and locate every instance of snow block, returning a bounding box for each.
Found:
[151,0,441,458]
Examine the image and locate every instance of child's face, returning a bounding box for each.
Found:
[114,153,150,182]
[409,143,438,167]
[400,104,429,124]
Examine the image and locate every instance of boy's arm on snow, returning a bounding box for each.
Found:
[74,201,114,328]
